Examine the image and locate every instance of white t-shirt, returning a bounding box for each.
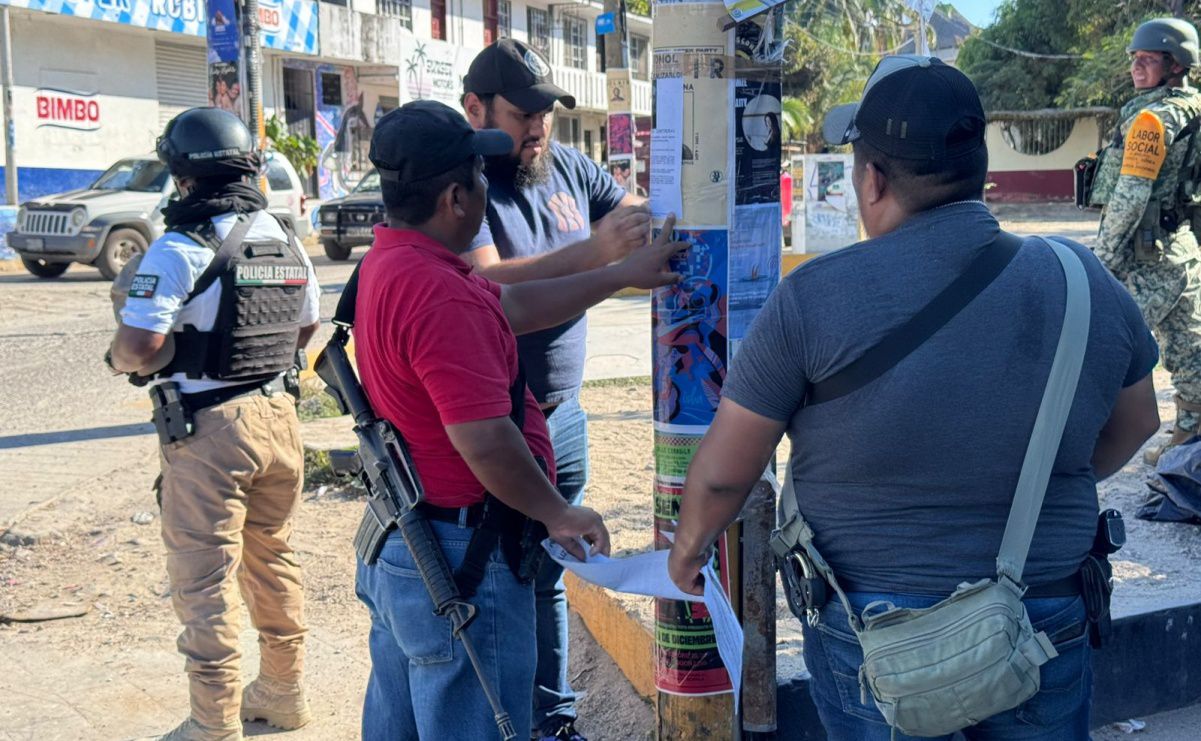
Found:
[121,210,321,394]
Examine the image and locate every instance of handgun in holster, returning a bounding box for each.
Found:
[1134,200,1164,263]
[283,349,307,402]
[1081,508,1125,648]
[149,381,194,445]
[1074,155,1099,210]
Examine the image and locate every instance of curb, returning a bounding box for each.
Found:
[567,575,1201,735]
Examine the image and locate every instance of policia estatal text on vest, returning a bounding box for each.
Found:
[107,107,321,741]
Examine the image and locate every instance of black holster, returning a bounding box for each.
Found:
[149,382,194,445]
[1082,508,1125,648]
[778,549,828,627]
[454,456,553,598]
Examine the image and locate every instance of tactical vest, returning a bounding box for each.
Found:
[1090,89,1201,216]
[161,214,309,382]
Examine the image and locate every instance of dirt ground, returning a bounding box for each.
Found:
[3,203,1199,739]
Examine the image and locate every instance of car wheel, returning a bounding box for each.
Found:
[21,257,70,279]
[96,228,149,281]
[323,239,353,261]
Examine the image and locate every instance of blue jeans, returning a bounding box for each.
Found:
[802,592,1093,741]
[355,521,537,740]
[533,396,590,729]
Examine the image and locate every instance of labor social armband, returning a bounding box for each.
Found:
[1121,111,1168,180]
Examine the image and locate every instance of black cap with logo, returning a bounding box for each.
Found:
[463,39,577,113]
[822,55,985,160]
[369,100,513,183]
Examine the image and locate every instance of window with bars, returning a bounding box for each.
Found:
[431,0,446,40]
[630,34,649,80]
[498,0,511,39]
[377,0,412,29]
[527,8,550,55]
[563,16,586,70]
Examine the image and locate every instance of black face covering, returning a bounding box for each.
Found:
[162,177,269,228]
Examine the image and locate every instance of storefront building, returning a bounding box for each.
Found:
[0,0,649,203]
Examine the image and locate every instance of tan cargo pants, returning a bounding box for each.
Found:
[158,392,307,730]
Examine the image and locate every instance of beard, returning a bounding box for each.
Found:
[484,116,552,187]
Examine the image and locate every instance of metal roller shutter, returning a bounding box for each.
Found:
[156,41,208,129]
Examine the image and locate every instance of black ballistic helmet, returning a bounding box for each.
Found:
[157,107,261,179]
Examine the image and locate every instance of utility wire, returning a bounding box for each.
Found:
[792,26,914,57]
[974,37,1086,60]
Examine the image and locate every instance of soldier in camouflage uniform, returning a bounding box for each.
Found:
[1089,18,1201,465]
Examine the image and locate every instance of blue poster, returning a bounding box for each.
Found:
[207,0,240,63]
[653,229,729,427]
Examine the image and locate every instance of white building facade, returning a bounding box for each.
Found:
[0,0,652,202]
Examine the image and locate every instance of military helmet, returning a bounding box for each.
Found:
[156,107,261,179]
[1128,17,1201,69]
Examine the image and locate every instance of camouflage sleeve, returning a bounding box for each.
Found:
[1095,175,1153,271]
[1094,103,1183,271]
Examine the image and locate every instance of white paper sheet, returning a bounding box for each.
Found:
[650,77,684,221]
[542,539,744,712]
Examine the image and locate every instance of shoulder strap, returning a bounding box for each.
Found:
[995,238,1091,585]
[333,263,361,328]
[182,214,255,305]
[807,231,1024,405]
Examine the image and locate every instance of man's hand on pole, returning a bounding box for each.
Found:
[594,203,652,263]
[605,214,689,289]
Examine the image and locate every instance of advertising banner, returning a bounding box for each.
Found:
[2,0,319,55]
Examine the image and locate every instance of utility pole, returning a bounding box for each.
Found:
[1,6,17,205]
[649,2,782,737]
[601,0,635,193]
[242,0,265,148]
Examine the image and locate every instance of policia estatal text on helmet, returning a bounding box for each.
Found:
[108,107,322,741]
[1080,18,1201,465]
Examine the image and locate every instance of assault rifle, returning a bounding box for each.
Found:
[315,314,517,740]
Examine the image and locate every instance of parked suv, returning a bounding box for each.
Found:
[7,151,310,280]
[316,169,383,260]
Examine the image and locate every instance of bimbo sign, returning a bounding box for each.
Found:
[35,88,101,131]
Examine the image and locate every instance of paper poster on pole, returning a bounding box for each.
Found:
[681,78,731,223]
[653,1,731,50]
[734,78,781,205]
[729,204,781,339]
[607,69,632,114]
[653,229,728,427]
[650,77,684,220]
[608,113,634,156]
[804,154,860,253]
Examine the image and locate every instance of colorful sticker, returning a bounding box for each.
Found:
[1120,111,1167,180]
[128,274,159,298]
[653,229,728,426]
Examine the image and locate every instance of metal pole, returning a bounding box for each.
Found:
[1,6,18,205]
[242,0,264,147]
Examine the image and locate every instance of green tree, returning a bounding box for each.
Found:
[782,0,917,149]
[265,116,320,178]
[959,0,1201,112]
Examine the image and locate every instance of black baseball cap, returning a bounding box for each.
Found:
[822,55,985,160]
[369,100,513,183]
[463,39,577,113]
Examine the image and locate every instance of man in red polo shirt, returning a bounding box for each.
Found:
[352,100,686,740]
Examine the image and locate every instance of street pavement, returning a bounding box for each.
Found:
[0,250,651,528]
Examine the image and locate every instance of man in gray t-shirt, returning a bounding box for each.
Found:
[667,57,1161,739]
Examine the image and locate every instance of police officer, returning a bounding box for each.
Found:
[108,107,321,741]
[1089,18,1201,464]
